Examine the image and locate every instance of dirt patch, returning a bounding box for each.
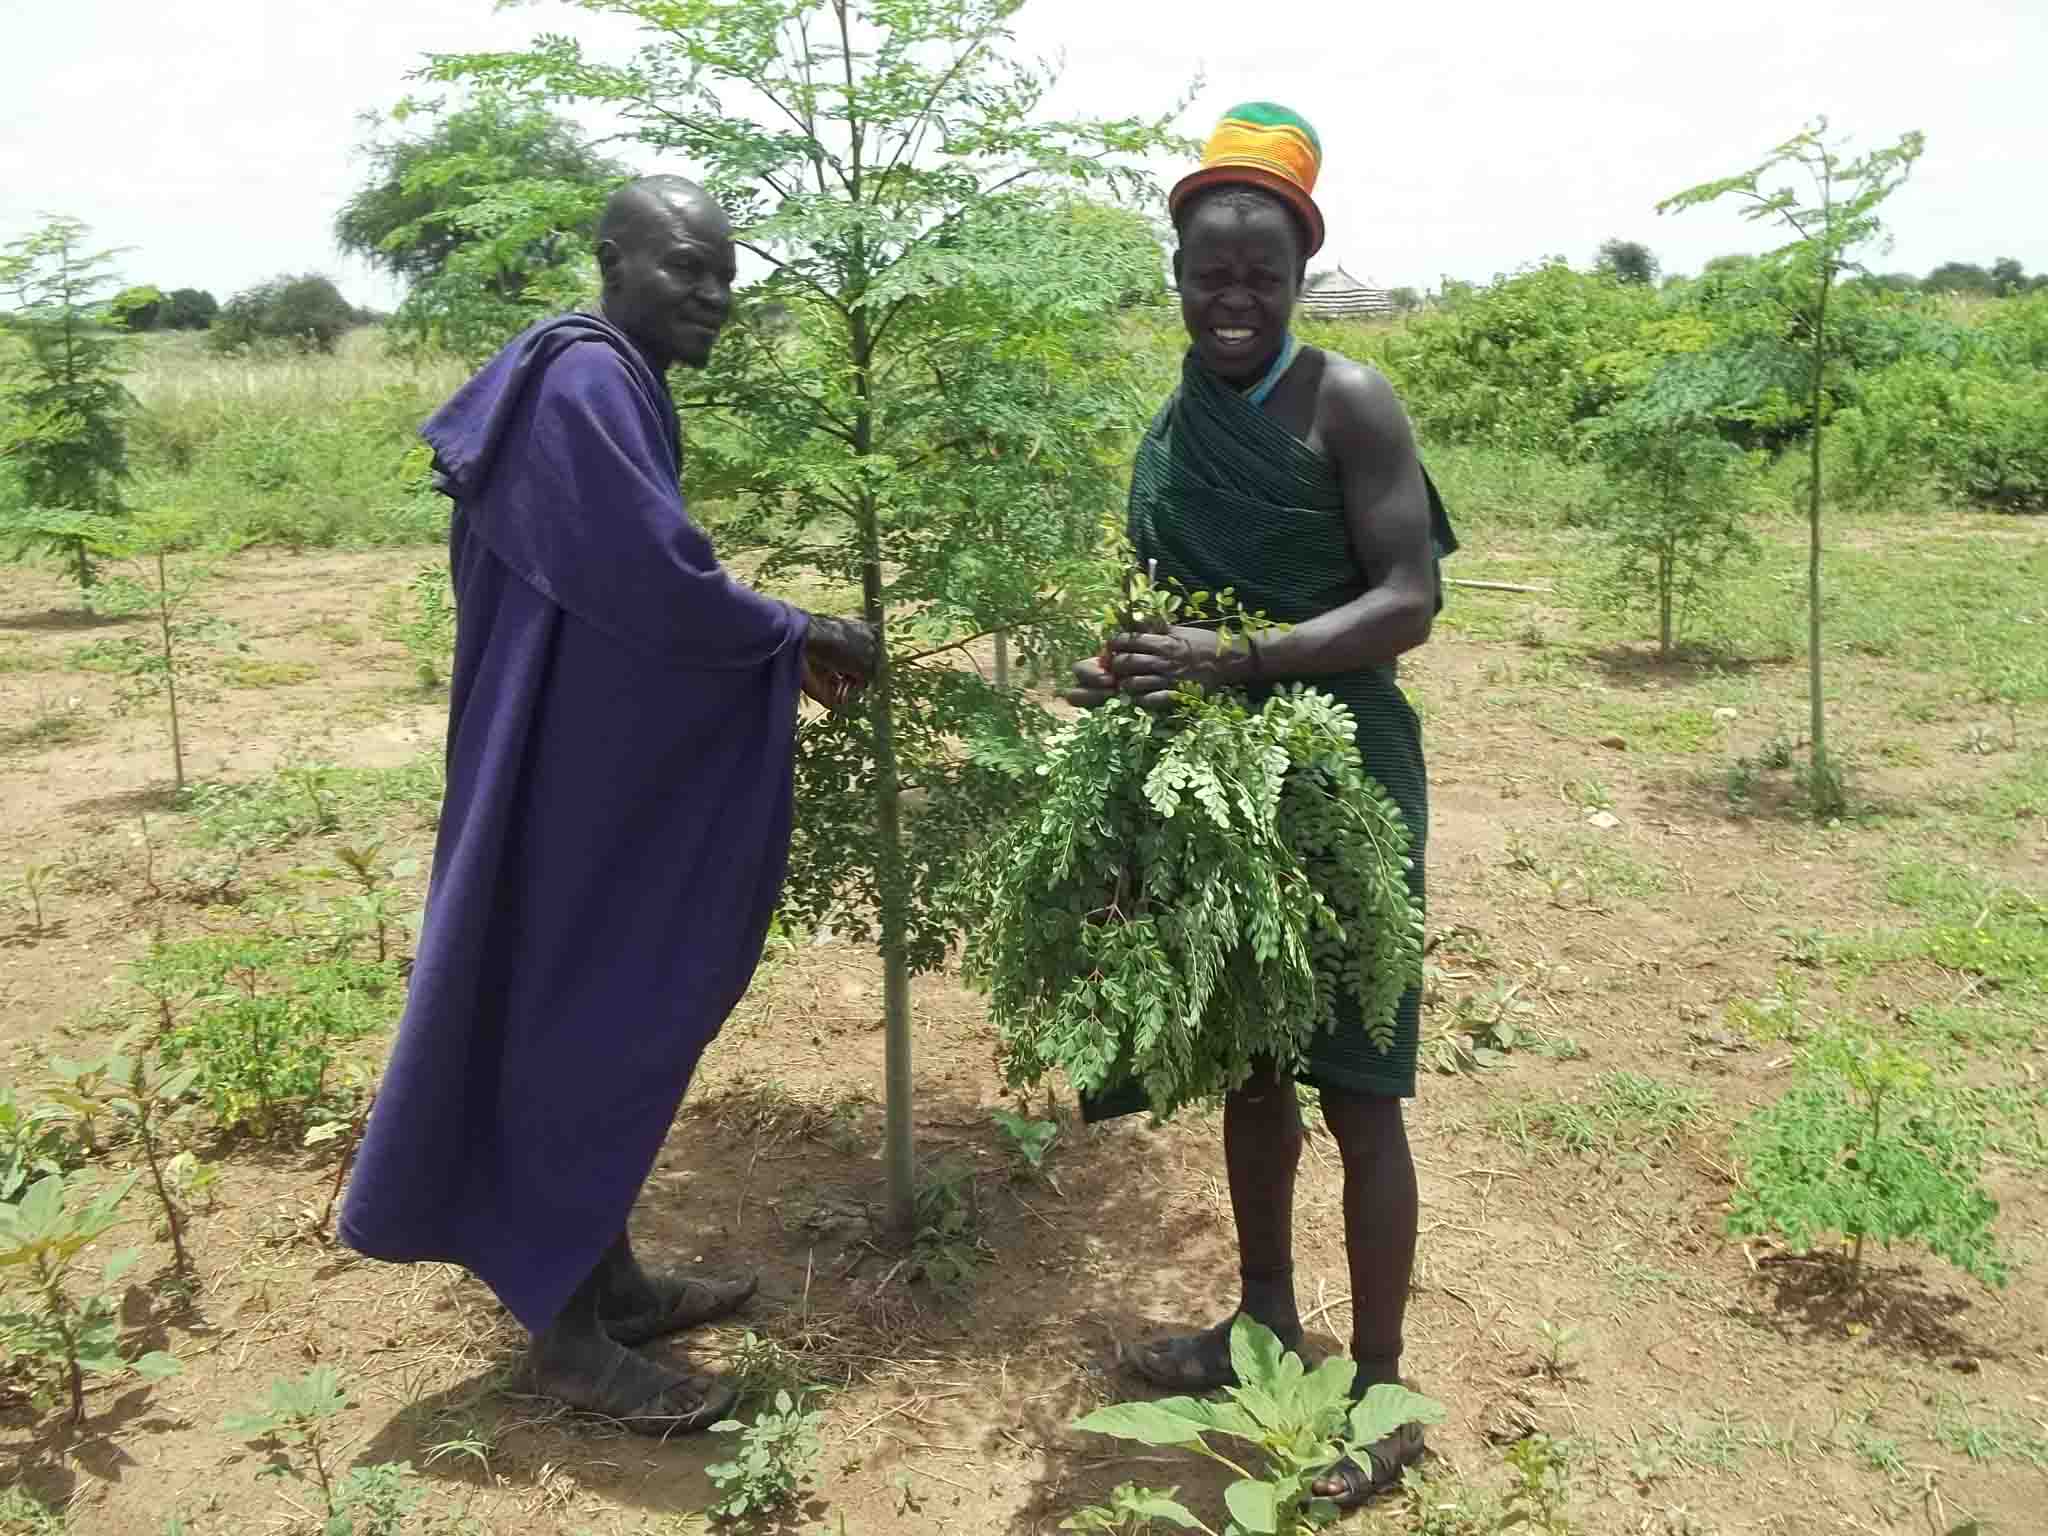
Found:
[0,544,2042,1536]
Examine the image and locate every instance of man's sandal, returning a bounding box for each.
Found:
[603,1272,757,1347]
[551,1349,738,1440]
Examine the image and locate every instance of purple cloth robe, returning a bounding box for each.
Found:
[338,313,809,1332]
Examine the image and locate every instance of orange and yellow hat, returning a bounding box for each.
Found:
[1168,102,1326,257]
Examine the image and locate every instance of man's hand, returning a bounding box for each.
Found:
[804,613,879,681]
[1107,626,1250,712]
[801,657,854,712]
[800,613,879,715]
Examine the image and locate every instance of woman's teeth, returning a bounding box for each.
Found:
[1214,327,1254,343]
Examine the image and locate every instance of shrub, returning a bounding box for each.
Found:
[1728,1029,2007,1288]
[1360,262,1665,455]
[153,936,400,1137]
[1841,355,2048,510]
[210,274,359,355]
[161,288,218,331]
[1585,355,1764,655]
[1068,1317,1446,1535]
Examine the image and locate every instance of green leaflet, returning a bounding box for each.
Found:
[970,688,1424,1118]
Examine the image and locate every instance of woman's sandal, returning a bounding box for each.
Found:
[1129,1315,1307,1393]
[1310,1421,1427,1510]
[602,1272,757,1347]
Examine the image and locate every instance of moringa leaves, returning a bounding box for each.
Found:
[969,688,1424,1119]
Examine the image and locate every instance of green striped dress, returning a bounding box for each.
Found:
[1122,345,1455,1102]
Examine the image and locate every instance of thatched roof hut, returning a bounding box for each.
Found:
[1300,266,1394,319]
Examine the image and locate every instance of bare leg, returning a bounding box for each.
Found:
[1309,1088,1422,1503]
[1133,1065,1305,1387]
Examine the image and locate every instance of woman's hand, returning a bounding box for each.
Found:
[1061,652,1118,710]
[1107,626,1250,711]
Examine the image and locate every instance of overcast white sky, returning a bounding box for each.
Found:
[3,0,2044,307]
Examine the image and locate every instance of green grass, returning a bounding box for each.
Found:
[1726,973,1815,1044]
[1881,857,2041,924]
[1936,747,2048,847]
[1895,1000,2043,1051]
[1557,833,1669,906]
[126,329,457,551]
[0,641,54,674]
[311,620,365,648]
[1930,1395,2048,1468]
[1835,916,2048,994]
[224,658,319,689]
[0,701,94,754]
[181,755,444,853]
[0,1486,65,1534]
[1493,1071,1709,1157]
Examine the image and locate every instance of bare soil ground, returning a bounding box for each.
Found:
[0,527,2042,1536]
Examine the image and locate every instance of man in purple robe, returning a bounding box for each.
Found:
[339,176,877,1434]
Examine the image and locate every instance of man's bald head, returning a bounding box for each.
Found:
[596,176,737,372]
[598,176,729,252]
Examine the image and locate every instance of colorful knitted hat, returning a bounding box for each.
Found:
[1168,102,1325,257]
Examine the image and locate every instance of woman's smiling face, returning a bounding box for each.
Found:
[1174,192,1305,384]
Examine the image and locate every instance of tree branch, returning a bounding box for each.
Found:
[736,239,852,318]
[898,601,1067,667]
[877,29,993,189]
[864,159,1082,353]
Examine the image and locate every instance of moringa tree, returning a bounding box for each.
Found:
[1660,118,1923,817]
[425,0,1185,1235]
[0,216,134,600]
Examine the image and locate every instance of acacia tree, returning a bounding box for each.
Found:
[337,91,628,360]
[1660,119,1923,816]
[0,217,134,599]
[209,274,358,355]
[428,0,1182,1233]
[1596,237,1659,286]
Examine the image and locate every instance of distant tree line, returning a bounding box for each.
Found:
[109,285,220,331]
[106,273,389,352]
[1592,240,2045,296]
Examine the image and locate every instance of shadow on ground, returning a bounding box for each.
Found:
[347,1078,1229,1531]
[0,607,136,634]
[1732,1253,1987,1361]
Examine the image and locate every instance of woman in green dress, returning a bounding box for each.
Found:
[1065,102,1455,1506]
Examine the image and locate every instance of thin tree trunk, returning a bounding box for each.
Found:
[1807,268,1831,803]
[140,1118,190,1275]
[1659,550,1674,658]
[836,43,915,1238]
[993,630,1009,690]
[157,552,183,792]
[850,305,916,1240]
[319,1091,374,1237]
